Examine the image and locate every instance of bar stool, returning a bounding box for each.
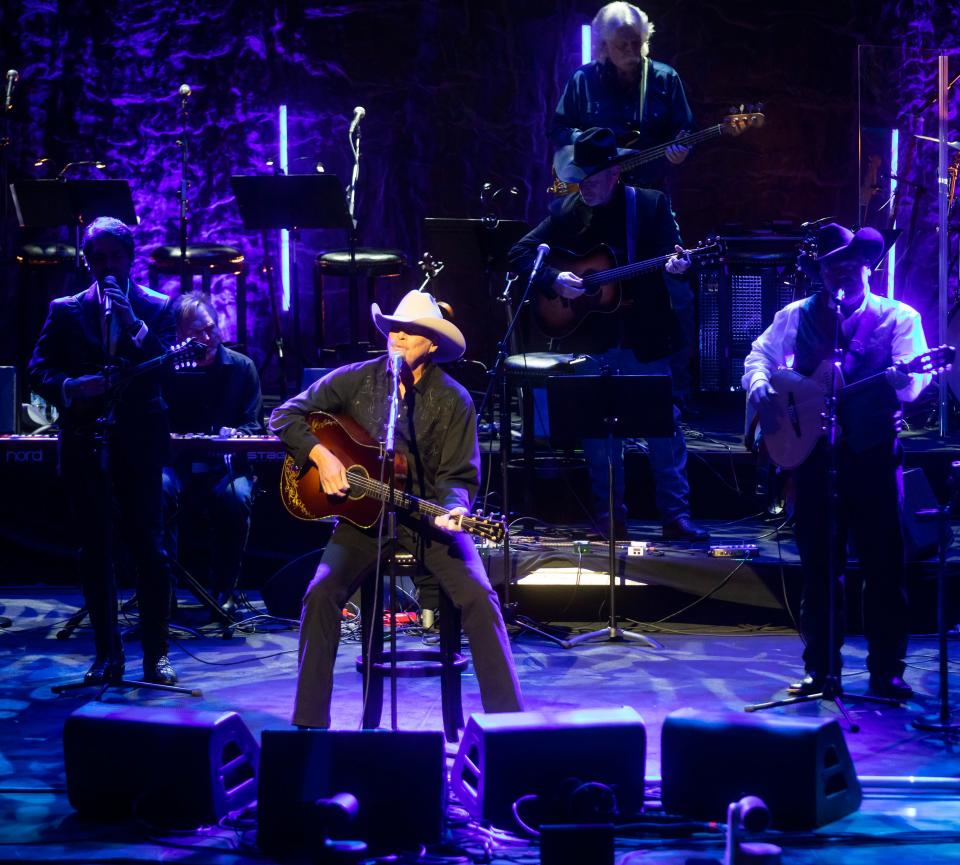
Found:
[314,247,406,352]
[503,352,582,499]
[148,244,247,346]
[356,575,467,743]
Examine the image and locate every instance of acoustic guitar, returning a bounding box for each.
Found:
[280,411,505,543]
[757,345,955,469]
[547,107,765,196]
[532,239,720,340]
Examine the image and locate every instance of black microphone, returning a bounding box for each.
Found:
[5,69,18,113]
[389,350,403,378]
[349,105,365,135]
[101,275,120,320]
[530,243,550,279]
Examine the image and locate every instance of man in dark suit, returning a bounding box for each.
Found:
[29,216,179,685]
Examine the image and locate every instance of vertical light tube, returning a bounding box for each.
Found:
[887,127,898,299]
[279,104,290,312]
[581,24,591,64]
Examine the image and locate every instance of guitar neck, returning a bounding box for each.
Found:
[346,469,453,521]
[581,247,712,288]
[618,123,724,172]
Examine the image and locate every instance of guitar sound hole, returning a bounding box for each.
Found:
[347,465,367,500]
[582,272,600,297]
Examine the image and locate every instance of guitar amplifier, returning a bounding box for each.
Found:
[697,235,801,392]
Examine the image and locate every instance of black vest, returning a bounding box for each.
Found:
[794,293,901,452]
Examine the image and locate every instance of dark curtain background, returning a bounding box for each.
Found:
[1,0,956,394]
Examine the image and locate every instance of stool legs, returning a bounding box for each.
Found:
[359,578,385,730]
[358,578,466,742]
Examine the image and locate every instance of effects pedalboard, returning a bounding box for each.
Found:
[707,544,759,558]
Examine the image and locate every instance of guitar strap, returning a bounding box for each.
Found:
[624,184,637,266]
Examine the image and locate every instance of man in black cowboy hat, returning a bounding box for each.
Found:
[744,223,931,700]
[509,126,708,543]
[270,290,523,728]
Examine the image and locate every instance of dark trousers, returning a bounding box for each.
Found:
[292,520,523,728]
[162,465,255,600]
[60,424,173,661]
[793,438,908,678]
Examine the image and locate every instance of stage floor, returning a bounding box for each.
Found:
[1,589,958,864]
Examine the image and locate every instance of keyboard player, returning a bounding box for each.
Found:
[162,292,264,617]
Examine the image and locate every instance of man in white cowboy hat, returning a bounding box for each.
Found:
[270,290,523,728]
[509,126,709,544]
[744,223,932,701]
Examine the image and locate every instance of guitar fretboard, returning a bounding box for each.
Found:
[581,246,715,288]
[619,123,727,171]
[345,468,491,536]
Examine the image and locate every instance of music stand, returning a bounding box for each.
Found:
[10,179,137,269]
[231,174,351,392]
[547,374,674,649]
[423,218,529,275]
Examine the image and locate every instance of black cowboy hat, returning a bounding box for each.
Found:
[800,223,886,275]
[554,127,638,183]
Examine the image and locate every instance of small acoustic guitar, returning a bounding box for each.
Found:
[757,345,954,469]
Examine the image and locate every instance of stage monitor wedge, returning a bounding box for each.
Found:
[63,703,259,825]
[661,708,861,829]
[451,707,646,828]
[257,728,446,856]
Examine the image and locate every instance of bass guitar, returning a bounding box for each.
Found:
[547,107,765,196]
[757,345,955,469]
[280,411,505,543]
[72,338,205,428]
[533,239,720,340]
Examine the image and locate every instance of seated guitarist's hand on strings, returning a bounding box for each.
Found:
[665,245,692,275]
[310,443,351,497]
[554,271,585,300]
[435,506,467,534]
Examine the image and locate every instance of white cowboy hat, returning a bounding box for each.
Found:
[371,290,466,363]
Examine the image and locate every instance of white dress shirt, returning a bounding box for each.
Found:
[741,289,932,403]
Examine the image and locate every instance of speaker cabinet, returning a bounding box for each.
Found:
[661,708,861,829]
[63,703,259,824]
[257,729,445,856]
[451,707,646,828]
[697,235,800,392]
[0,367,15,433]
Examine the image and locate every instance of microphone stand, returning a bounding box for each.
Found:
[1,72,14,262]
[177,87,191,294]
[346,115,362,355]
[383,354,402,730]
[478,249,569,648]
